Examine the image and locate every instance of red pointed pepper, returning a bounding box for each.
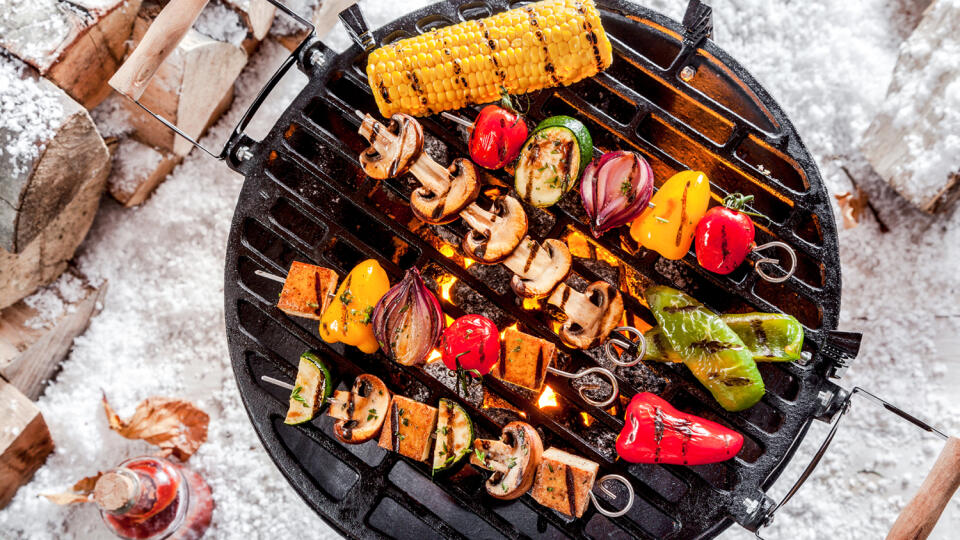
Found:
[616,393,743,465]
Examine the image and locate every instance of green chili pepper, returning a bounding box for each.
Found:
[644,313,804,363]
[645,286,764,412]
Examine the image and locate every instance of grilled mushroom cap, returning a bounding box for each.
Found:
[330,374,391,443]
[461,196,528,264]
[469,421,543,500]
[547,281,624,349]
[502,238,572,298]
[410,158,481,225]
[359,114,424,180]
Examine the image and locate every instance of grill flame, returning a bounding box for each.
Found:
[538,385,558,408]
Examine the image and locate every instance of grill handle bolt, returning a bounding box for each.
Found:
[680,65,696,81]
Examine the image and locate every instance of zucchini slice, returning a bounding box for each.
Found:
[432,398,474,473]
[514,116,592,207]
[284,351,332,425]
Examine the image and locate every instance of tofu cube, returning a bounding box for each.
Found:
[276,261,339,320]
[530,447,599,518]
[492,327,556,391]
[378,395,437,462]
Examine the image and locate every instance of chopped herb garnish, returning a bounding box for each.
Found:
[291,386,308,407]
[398,407,405,416]
[511,345,521,353]
[455,351,469,360]
[339,289,354,305]
[402,417,409,426]
[397,433,406,441]
[502,484,509,493]
[474,448,487,463]
[546,487,554,492]
[547,464,554,473]
[361,306,374,324]
[306,302,320,309]
[507,457,517,469]
[620,178,633,197]
[397,304,410,314]
[437,425,450,436]
[367,408,378,421]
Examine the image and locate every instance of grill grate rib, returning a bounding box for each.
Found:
[224,1,844,538]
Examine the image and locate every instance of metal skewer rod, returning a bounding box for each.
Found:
[254,270,286,284]
[260,375,340,405]
[439,111,475,130]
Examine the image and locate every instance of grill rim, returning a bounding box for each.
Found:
[223,1,845,538]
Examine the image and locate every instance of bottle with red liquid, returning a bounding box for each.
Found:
[92,456,214,540]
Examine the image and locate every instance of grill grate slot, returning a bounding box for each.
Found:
[224,1,845,538]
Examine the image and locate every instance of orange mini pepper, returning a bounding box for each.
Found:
[319,259,390,354]
[629,170,711,260]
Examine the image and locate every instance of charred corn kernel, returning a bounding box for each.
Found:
[365,0,612,117]
[630,171,711,260]
[319,259,390,354]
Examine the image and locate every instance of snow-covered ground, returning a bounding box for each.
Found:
[2,0,959,538]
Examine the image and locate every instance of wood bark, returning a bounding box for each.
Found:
[860,0,960,213]
[0,63,111,254]
[122,1,248,156]
[0,378,55,509]
[0,270,107,400]
[0,0,143,109]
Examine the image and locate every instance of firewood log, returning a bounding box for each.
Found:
[860,0,960,214]
[0,270,107,400]
[107,139,183,207]
[272,0,354,51]
[121,1,248,156]
[0,378,54,509]
[0,0,143,109]
[0,58,110,255]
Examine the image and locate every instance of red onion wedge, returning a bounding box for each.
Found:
[372,268,445,366]
[580,151,654,237]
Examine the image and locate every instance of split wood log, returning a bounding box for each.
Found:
[0,270,107,400]
[860,0,960,214]
[0,58,111,255]
[272,0,354,51]
[121,1,248,156]
[0,378,55,509]
[107,138,183,207]
[0,0,143,109]
[224,0,276,41]
[0,135,110,310]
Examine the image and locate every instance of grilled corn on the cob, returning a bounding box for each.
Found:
[365,0,613,117]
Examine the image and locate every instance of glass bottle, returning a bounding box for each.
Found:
[93,456,213,540]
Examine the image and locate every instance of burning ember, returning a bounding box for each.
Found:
[580,412,594,427]
[522,297,540,310]
[438,274,457,301]
[427,349,442,363]
[538,385,558,408]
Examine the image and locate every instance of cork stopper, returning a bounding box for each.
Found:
[93,471,138,512]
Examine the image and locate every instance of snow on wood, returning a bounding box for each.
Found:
[107,138,182,206]
[0,56,110,255]
[272,0,352,51]
[224,0,276,41]
[0,0,143,108]
[861,0,960,214]
[121,1,248,156]
[0,271,106,400]
[0,378,54,509]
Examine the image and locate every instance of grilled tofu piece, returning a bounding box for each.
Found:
[378,395,438,462]
[276,261,339,320]
[530,447,599,518]
[493,327,556,391]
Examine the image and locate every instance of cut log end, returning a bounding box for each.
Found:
[0,380,55,509]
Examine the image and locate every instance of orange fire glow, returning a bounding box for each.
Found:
[500,322,518,340]
[463,258,475,268]
[538,385,558,408]
[427,349,442,363]
[439,244,456,258]
[438,275,457,302]
[522,297,540,310]
[580,412,594,427]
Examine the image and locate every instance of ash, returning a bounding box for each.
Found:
[3,2,960,540]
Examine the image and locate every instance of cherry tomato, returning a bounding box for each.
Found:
[469,104,528,170]
[442,314,500,377]
[695,194,756,275]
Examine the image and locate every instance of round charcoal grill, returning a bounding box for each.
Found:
[217,0,860,538]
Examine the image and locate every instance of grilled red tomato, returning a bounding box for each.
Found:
[468,104,528,170]
[695,194,757,275]
[442,314,500,377]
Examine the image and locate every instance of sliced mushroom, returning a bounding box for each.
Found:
[469,421,543,500]
[460,196,528,263]
[410,157,481,225]
[358,113,424,179]
[501,237,572,298]
[547,281,624,349]
[327,374,391,444]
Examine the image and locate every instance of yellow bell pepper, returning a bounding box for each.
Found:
[320,259,390,354]
[629,170,711,260]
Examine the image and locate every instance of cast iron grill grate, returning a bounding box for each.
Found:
[224,1,846,538]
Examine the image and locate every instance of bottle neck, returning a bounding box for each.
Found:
[93,469,141,515]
